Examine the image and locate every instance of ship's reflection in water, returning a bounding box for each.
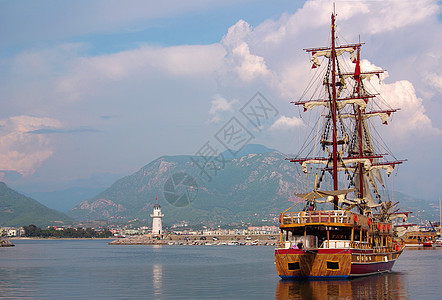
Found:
[275,273,407,299]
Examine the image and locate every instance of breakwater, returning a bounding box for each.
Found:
[109,234,278,246]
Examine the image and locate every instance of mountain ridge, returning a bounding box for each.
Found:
[66,145,437,225]
[0,182,73,227]
[68,150,303,224]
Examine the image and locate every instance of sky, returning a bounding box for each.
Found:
[0,0,441,202]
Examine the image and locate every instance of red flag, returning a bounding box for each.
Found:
[354,59,361,84]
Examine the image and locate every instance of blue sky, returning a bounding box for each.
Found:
[0,0,441,202]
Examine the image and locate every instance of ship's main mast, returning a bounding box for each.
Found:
[331,12,339,209]
[355,47,365,207]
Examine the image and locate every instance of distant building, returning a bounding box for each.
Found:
[151,203,164,236]
[0,227,24,237]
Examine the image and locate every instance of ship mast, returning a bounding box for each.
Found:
[331,12,339,209]
[355,46,365,207]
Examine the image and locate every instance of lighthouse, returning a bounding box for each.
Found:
[151,203,164,236]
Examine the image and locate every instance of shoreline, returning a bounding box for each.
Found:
[11,237,114,241]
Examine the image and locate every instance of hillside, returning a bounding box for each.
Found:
[67,145,436,226]
[0,182,73,227]
[68,150,308,225]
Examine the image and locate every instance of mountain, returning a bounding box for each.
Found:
[67,146,436,226]
[221,144,276,160]
[0,182,73,227]
[68,150,305,225]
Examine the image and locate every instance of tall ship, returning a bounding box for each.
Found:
[275,12,407,278]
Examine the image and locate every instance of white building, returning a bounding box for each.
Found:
[151,204,164,236]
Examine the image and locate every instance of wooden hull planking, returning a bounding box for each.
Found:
[275,248,402,279]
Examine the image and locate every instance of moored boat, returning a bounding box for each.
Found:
[275,11,406,279]
[403,231,437,248]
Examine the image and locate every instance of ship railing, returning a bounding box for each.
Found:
[322,239,351,249]
[371,246,397,254]
[282,210,353,225]
[350,241,371,249]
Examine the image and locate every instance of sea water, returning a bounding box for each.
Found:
[0,240,440,299]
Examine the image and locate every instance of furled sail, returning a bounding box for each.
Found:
[301,158,372,173]
[294,189,356,200]
[311,47,356,68]
[340,112,391,124]
[302,98,367,111]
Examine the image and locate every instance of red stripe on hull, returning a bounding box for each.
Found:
[350,260,395,276]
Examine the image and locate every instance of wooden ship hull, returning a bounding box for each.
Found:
[275,210,403,279]
[275,248,401,278]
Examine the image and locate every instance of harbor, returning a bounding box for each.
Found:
[0,1,441,299]
[1,239,440,299]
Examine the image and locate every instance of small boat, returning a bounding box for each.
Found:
[403,231,437,247]
[275,10,406,279]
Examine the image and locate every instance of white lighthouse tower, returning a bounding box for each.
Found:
[151,203,164,236]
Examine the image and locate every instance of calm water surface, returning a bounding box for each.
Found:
[0,240,440,299]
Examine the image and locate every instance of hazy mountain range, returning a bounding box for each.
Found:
[67,145,301,225]
[0,144,438,227]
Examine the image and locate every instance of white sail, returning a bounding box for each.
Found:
[340,112,391,124]
[354,173,378,208]
[311,47,356,68]
[303,98,367,111]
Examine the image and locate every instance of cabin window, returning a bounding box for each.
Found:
[288,262,300,270]
[326,261,340,270]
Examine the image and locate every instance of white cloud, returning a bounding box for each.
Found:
[363,0,439,34]
[257,1,368,45]
[222,20,272,83]
[423,72,442,93]
[270,115,304,131]
[380,80,442,136]
[232,42,270,82]
[209,95,235,123]
[0,116,62,176]
[358,59,441,136]
[222,19,252,49]
[56,44,226,102]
